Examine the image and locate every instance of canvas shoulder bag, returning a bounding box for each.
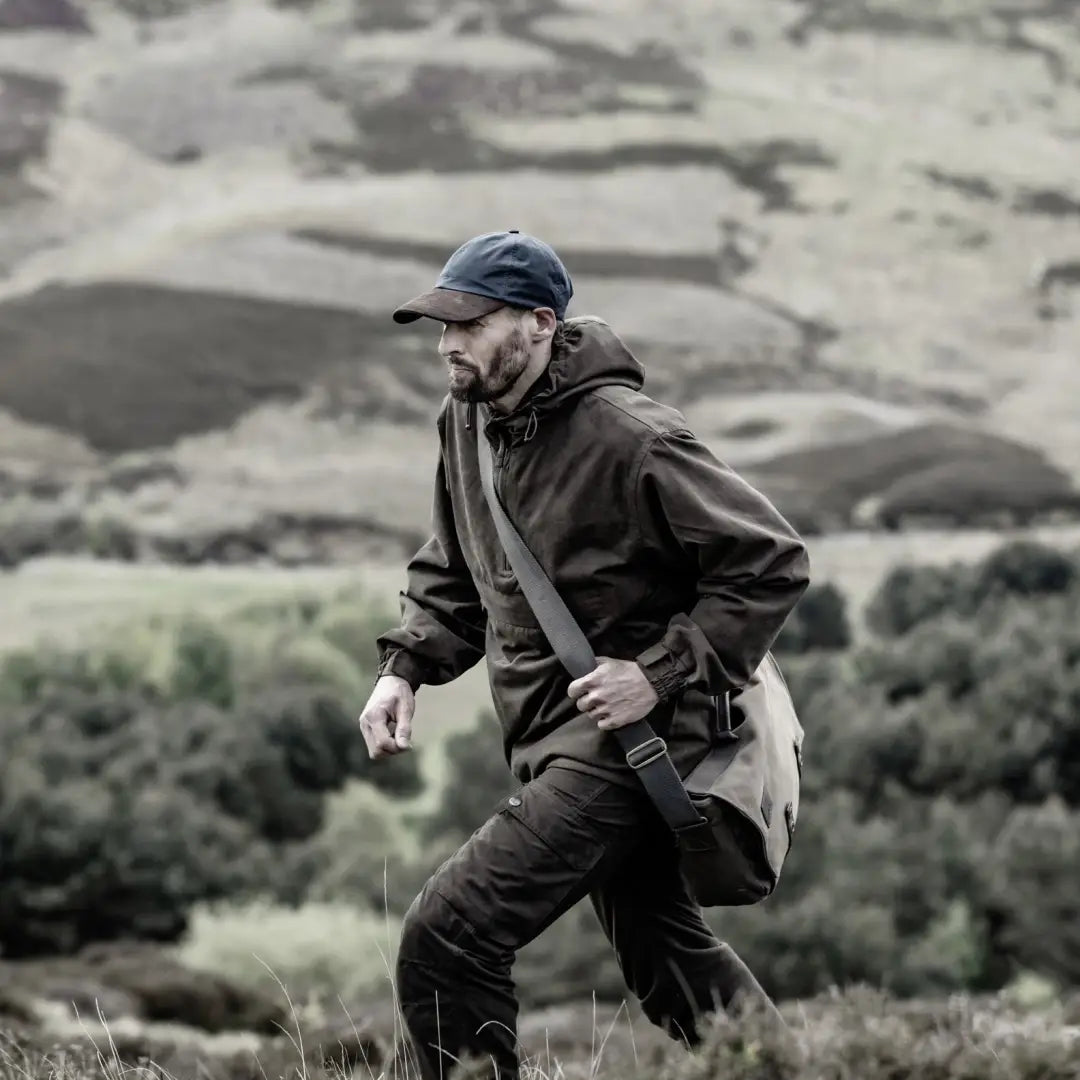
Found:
[477,419,805,907]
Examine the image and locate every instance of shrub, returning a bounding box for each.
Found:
[314,600,396,676]
[865,562,964,638]
[0,499,84,569]
[299,782,425,914]
[176,899,401,1005]
[985,797,1080,986]
[410,709,515,849]
[0,754,278,956]
[230,630,369,706]
[775,582,852,653]
[230,590,325,629]
[0,678,421,956]
[973,538,1078,601]
[170,616,235,708]
[740,548,1080,997]
[866,540,1079,638]
[83,514,139,561]
[0,645,103,704]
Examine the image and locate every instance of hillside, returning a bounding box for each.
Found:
[1,0,1079,566]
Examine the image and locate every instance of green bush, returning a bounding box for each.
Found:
[410,709,515,849]
[314,600,396,676]
[170,616,235,708]
[298,781,428,914]
[271,634,369,702]
[973,538,1078,601]
[775,582,852,653]
[0,678,421,956]
[865,561,965,638]
[83,514,139,561]
[0,645,103,704]
[985,797,1080,987]
[866,539,1076,637]
[731,544,1080,997]
[0,585,422,959]
[176,899,401,1005]
[0,499,83,568]
[0,753,278,956]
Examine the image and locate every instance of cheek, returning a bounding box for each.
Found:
[469,336,499,371]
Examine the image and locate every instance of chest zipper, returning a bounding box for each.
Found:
[492,431,513,573]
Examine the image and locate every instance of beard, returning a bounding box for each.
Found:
[447,326,530,404]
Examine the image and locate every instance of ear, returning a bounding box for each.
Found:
[529,307,557,341]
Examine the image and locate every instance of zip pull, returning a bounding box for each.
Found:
[523,408,538,443]
[466,401,475,431]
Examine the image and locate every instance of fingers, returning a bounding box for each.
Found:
[597,713,634,731]
[567,659,611,701]
[359,704,405,760]
[566,676,589,701]
[574,690,604,714]
[392,697,413,750]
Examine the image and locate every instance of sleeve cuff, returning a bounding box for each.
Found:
[634,642,690,702]
[376,651,428,693]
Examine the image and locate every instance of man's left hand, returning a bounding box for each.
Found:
[567,656,659,730]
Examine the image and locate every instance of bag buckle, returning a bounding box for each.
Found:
[625,736,667,770]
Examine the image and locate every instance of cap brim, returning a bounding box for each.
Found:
[392,288,504,325]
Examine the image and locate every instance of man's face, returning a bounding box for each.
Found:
[438,307,531,405]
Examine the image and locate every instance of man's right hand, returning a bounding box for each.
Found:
[358,675,415,760]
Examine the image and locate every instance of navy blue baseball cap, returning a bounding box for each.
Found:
[393,229,573,324]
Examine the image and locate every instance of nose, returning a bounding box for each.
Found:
[439,323,465,360]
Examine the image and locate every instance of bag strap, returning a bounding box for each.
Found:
[477,415,701,832]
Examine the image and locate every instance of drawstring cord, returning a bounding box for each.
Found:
[465,401,536,444]
[522,408,538,443]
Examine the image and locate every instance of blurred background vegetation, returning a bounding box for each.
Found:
[2,539,1078,1006]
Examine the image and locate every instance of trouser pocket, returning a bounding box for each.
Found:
[424,770,612,953]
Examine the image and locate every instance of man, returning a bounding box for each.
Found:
[359,229,811,1079]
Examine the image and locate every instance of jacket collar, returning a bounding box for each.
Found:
[466,317,644,445]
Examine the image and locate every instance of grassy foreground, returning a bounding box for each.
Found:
[1,904,1077,1080]
[1,979,1077,1080]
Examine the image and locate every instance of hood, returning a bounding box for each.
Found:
[466,316,645,444]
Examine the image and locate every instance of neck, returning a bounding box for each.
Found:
[490,344,552,415]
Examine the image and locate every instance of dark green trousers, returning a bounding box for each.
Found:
[394,765,783,1079]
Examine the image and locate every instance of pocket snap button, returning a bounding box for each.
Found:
[508,796,522,807]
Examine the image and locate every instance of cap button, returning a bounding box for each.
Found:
[508,228,519,233]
